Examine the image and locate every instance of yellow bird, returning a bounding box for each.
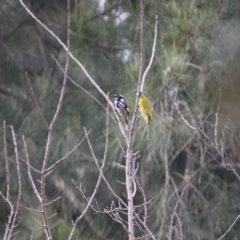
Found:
[135,91,153,140]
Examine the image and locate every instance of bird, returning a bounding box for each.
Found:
[112,94,130,130]
[135,91,153,140]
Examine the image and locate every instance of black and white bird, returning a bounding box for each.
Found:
[112,94,130,130]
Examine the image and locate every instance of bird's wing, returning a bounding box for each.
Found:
[140,97,153,120]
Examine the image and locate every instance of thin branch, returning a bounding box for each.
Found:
[169,133,196,165]
[173,100,238,181]
[81,131,128,209]
[140,15,159,93]
[3,121,10,200]
[125,150,134,240]
[183,62,202,71]
[168,177,191,240]
[44,193,64,207]
[20,205,43,214]
[218,214,240,240]
[214,106,219,148]
[51,55,116,123]
[135,176,147,224]
[134,212,156,240]
[18,0,109,103]
[173,102,197,130]
[21,158,42,174]
[25,72,49,130]
[38,1,70,237]
[68,95,110,240]
[22,136,42,203]
[4,126,22,240]
[175,212,183,240]
[0,190,14,240]
[138,0,145,85]
[45,132,90,173]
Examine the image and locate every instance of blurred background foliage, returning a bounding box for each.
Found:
[1,0,240,239]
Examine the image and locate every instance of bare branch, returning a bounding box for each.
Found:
[175,212,183,240]
[125,151,135,240]
[175,101,240,181]
[173,102,197,130]
[18,0,109,104]
[140,15,159,93]
[51,55,114,121]
[82,130,128,208]
[22,136,42,203]
[20,205,43,214]
[168,177,191,240]
[37,2,70,237]
[44,193,64,207]
[135,176,147,224]
[21,158,41,174]
[68,95,110,240]
[3,121,10,200]
[45,132,90,173]
[10,126,21,227]
[183,62,202,71]
[25,72,49,130]
[2,126,22,240]
[218,214,240,240]
[138,0,144,85]
[214,106,220,148]
[134,212,156,240]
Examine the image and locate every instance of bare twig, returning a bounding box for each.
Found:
[25,72,49,130]
[10,126,21,236]
[174,101,240,181]
[51,55,114,121]
[175,212,183,240]
[3,121,10,200]
[135,175,147,224]
[68,95,110,240]
[214,106,220,148]
[18,0,111,105]
[45,131,90,173]
[22,136,42,203]
[44,193,65,207]
[173,102,197,130]
[138,0,144,85]
[134,212,156,240]
[20,205,43,214]
[168,177,191,240]
[38,1,70,237]
[125,150,134,240]
[183,62,202,71]
[2,126,22,240]
[218,214,240,240]
[140,15,159,93]
[21,158,42,174]
[82,133,128,209]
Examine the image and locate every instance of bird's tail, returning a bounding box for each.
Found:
[125,107,130,131]
[146,122,150,140]
[125,117,129,131]
[143,116,150,140]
